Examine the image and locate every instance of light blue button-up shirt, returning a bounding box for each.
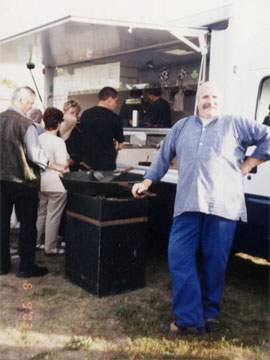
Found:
[145,115,270,221]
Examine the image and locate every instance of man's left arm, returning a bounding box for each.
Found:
[234,118,270,174]
[240,157,264,175]
[113,116,125,150]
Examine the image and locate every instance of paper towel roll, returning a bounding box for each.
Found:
[132,110,139,127]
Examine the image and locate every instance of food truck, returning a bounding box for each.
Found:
[0,2,269,258]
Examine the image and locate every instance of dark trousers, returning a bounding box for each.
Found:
[0,181,39,272]
[168,212,237,328]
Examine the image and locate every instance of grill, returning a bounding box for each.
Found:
[61,170,144,197]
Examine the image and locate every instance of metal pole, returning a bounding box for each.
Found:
[28,68,44,109]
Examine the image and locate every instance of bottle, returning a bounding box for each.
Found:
[132,110,139,127]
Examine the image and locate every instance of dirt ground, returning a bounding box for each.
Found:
[0,233,269,360]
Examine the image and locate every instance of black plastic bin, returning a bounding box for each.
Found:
[62,171,147,297]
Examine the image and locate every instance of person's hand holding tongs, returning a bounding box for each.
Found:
[132,179,154,198]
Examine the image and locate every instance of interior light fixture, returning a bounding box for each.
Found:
[146,60,155,69]
[164,49,193,56]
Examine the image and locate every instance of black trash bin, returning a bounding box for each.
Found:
[62,171,147,297]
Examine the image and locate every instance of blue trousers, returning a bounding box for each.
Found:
[168,212,237,328]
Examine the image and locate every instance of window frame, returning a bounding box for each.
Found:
[255,75,270,122]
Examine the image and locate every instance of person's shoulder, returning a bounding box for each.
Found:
[98,107,120,121]
[38,132,52,143]
[54,134,66,145]
[221,114,252,121]
[0,109,10,118]
[100,106,116,116]
[0,109,11,122]
[38,132,46,139]
[220,115,263,133]
[80,107,101,125]
[226,115,253,126]
[38,132,48,147]
[216,114,234,124]
[82,106,93,113]
[46,135,67,151]
[172,116,193,128]
[3,109,31,125]
[81,106,99,116]
[220,114,237,120]
[93,106,117,121]
[166,116,192,137]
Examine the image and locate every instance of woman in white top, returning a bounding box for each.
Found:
[36,107,69,255]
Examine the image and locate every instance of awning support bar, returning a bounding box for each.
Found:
[170,31,202,53]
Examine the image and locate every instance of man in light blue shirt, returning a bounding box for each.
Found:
[132,82,270,334]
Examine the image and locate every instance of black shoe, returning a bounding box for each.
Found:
[165,322,205,335]
[205,319,220,333]
[16,264,48,278]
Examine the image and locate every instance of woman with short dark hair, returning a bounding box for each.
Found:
[36,107,69,255]
[43,107,63,129]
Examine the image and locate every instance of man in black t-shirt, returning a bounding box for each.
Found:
[144,87,171,128]
[80,87,124,171]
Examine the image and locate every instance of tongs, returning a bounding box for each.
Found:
[93,167,156,197]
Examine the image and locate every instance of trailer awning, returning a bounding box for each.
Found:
[0,16,208,68]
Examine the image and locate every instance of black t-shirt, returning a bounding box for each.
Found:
[65,125,82,171]
[80,106,124,170]
[144,97,171,128]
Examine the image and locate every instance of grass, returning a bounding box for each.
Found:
[0,232,269,360]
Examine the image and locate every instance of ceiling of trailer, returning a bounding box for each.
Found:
[0,17,201,68]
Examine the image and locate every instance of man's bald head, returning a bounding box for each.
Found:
[11,86,36,115]
[197,81,222,119]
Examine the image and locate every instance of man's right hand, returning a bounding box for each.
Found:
[131,179,152,198]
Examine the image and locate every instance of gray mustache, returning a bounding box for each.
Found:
[202,103,217,110]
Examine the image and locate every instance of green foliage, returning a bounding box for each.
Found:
[0,78,16,89]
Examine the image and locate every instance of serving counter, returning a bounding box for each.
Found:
[117,127,170,168]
